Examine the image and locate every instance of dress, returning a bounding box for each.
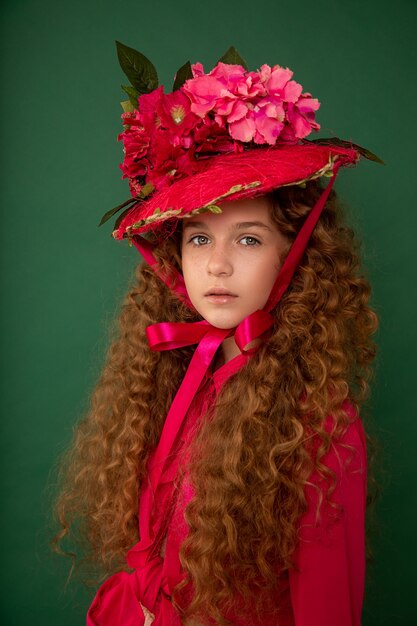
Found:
[87,352,367,626]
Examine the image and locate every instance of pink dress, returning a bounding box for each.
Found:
[88,353,367,626]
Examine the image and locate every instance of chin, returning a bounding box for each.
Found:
[204,312,246,330]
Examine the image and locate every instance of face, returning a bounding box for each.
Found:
[181,196,289,329]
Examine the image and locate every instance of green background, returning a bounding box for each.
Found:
[1,0,416,624]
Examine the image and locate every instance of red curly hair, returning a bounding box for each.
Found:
[52,180,378,624]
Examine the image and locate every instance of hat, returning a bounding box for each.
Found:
[99,42,382,242]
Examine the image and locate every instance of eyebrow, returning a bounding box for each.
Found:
[183,220,273,232]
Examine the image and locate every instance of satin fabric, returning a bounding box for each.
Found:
[87,167,347,625]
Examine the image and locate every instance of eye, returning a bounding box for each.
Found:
[240,236,260,246]
[189,234,210,246]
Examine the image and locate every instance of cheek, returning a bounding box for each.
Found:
[181,249,199,292]
[244,256,281,302]
[249,253,281,283]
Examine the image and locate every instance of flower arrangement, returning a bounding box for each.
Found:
[117,43,320,200]
[98,43,382,233]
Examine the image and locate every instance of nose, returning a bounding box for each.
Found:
[206,243,233,276]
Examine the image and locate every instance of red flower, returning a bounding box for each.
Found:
[156,90,199,137]
[118,127,150,179]
[194,118,237,155]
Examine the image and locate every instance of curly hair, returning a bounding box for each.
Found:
[52,180,378,624]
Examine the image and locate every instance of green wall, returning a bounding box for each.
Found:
[1,0,416,624]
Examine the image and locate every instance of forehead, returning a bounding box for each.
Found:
[182,195,275,230]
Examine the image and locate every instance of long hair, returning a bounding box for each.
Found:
[52,180,378,624]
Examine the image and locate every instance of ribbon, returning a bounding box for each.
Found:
[87,166,342,624]
[87,311,273,625]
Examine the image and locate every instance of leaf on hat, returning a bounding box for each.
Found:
[111,206,133,230]
[116,40,159,94]
[122,84,141,108]
[140,183,155,199]
[98,197,138,227]
[206,204,222,214]
[120,99,134,113]
[217,46,249,71]
[173,61,193,91]
[309,137,385,165]
[192,204,223,216]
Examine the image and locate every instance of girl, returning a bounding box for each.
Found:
[53,44,380,626]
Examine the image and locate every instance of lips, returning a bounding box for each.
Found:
[204,288,238,297]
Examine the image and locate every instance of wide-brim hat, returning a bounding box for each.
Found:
[100,43,382,243]
[112,141,359,240]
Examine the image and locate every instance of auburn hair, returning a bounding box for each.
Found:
[52,180,378,624]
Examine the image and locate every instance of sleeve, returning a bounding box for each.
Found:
[289,411,367,626]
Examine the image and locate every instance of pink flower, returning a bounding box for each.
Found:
[224,100,248,123]
[253,97,286,144]
[184,63,264,121]
[258,64,272,84]
[286,93,321,140]
[296,93,321,119]
[266,65,303,103]
[235,70,265,99]
[183,75,228,117]
[209,62,246,89]
[229,113,256,142]
[191,62,205,77]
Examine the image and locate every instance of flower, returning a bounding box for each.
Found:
[253,97,286,144]
[118,127,150,179]
[118,59,320,198]
[265,65,302,102]
[183,74,227,117]
[194,118,239,155]
[285,93,321,141]
[156,90,199,138]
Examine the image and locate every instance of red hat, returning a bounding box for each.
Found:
[99,43,382,242]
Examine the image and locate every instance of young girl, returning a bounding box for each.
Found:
[53,44,380,626]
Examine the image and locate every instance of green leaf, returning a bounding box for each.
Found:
[217,46,249,71]
[203,181,261,207]
[173,60,193,91]
[115,40,158,94]
[309,137,385,165]
[122,84,141,108]
[130,219,146,229]
[98,197,138,227]
[139,182,154,199]
[120,99,134,113]
[113,205,136,230]
[206,204,222,214]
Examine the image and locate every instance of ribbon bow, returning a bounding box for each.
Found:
[87,164,342,625]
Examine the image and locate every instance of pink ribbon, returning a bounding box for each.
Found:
[87,165,342,624]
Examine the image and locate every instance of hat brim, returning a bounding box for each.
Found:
[113,142,359,240]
